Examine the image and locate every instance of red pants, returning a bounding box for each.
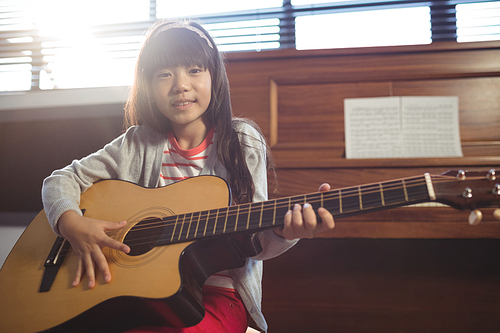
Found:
[125,286,248,333]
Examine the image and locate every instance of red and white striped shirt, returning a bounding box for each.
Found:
[158,127,215,187]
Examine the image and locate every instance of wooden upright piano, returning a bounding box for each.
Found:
[225,41,500,333]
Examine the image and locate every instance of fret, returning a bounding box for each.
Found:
[358,186,363,210]
[214,208,227,235]
[197,210,208,238]
[259,202,264,227]
[289,196,299,209]
[274,197,291,225]
[195,211,203,238]
[339,190,343,213]
[406,177,430,201]
[224,206,238,233]
[237,204,250,232]
[233,205,240,232]
[222,207,230,233]
[248,202,263,230]
[402,179,409,202]
[212,209,219,235]
[290,195,305,209]
[246,204,251,230]
[381,180,407,206]
[341,187,360,213]
[360,183,384,210]
[205,209,218,236]
[213,209,226,235]
[323,190,341,215]
[203,210,210,236]
[177,213,186,241]
[261,200,277,228]
[189,211,200,239]
[306,192,321,212]
[170,215,180,242]
[157,216,175,245]
[184,212,193,240]
[379,183,385,206]
[183,213,194,240]
[273,199,276,226]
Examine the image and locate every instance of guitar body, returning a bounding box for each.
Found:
[0,176,255,333]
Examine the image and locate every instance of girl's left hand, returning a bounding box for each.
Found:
[275,183,335,240]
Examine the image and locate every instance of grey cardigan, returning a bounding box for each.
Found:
[42,120,298,331]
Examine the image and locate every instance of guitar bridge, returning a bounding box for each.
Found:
[40,236,70,292]
[44,237,68,267]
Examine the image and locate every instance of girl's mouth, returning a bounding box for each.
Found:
[175,101,193,106]
[173,100,195,109]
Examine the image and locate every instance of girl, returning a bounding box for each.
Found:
[42,20,335,332]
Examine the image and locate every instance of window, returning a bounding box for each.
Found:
[0,0,149,91]
[0,0,34,91]
[295,6,431,50]
[456,1,500,42]
[1,0,499,92]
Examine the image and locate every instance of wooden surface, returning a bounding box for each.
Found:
[262,238,500,333]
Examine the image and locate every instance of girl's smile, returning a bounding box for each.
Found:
[173,99,195,110]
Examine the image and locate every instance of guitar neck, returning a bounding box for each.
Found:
[157,174,434,245]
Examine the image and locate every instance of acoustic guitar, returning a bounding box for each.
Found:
[0,170,499,332]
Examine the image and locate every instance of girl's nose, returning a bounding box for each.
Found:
[172,74,190,93]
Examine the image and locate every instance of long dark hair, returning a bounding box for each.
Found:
[124,20,271,204]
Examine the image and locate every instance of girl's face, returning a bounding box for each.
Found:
[151,65,212,133]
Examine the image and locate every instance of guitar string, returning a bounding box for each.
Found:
[110,176,428,232]
[110,173,492,249]
[104,176,445,247]
[99,176,437,248]
[54,178,428,259]
[114,174,439,233]
[58,174,492,258]
[57,175,485,254]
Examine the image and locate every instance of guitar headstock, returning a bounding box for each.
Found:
[431,169,500,224]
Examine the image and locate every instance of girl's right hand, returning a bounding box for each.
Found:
[57,211,130,289]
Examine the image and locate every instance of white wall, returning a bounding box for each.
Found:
[0,213,37,269]
[0,86,128,123]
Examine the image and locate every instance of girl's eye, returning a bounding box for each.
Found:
[189,68,203,74]
[157,72,172,78]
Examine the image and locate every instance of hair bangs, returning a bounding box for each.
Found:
[144,28,215,78]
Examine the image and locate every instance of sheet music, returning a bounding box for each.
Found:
[344,96,463,159]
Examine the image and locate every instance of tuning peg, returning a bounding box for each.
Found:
[493,184,500,196]
[468,209,482,226]
[494,209,500,221]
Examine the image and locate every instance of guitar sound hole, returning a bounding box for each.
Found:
[123,217,166,256]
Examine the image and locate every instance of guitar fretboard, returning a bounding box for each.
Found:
[142,174,432,246]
